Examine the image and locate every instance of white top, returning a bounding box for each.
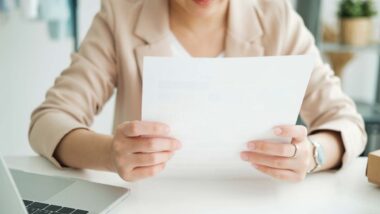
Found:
[170,32,225,58]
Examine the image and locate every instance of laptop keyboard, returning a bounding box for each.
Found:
[23,200,89,214]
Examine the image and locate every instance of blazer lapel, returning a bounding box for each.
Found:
[134,39,173,82]
[225,0,264,57]
[133,0,173,82]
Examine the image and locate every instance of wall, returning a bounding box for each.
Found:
[321,0,380,104]
[0,11,73,155]
[0,1,111,156]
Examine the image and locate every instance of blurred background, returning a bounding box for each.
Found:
[0,0,379,156]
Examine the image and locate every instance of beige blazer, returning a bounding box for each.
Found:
[29,0,367,167]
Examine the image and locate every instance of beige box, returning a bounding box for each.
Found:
[367,150,380,186]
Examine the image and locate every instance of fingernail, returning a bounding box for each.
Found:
[273,127,282,135]
[247,143,255,150]
[241,153,249,161]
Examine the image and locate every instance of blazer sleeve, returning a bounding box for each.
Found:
[28,0,117,167]
[279,0,367,166]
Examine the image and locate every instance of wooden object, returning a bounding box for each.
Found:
[367,150,380,186]
[340,18,372,46]
[323,25,354,77]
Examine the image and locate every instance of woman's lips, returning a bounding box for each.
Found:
[193,0,212,7]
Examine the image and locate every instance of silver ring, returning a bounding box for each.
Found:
[290,143,298,158]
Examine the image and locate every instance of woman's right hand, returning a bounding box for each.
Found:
[109,121,181,181]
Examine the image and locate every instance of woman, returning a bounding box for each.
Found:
[29,0,366,182]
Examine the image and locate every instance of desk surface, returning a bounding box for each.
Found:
[5,156,380,214]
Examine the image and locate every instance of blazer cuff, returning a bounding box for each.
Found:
[309,119,366,168]
[29,112,89,168]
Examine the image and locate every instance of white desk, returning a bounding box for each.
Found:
[5,156,380,214]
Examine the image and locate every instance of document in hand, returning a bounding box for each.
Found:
[142,56,314,177]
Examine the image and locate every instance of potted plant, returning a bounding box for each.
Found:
[338,0,378,46]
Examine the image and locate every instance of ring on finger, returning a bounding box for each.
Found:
[290,143,298,158]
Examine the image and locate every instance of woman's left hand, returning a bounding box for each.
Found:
[241,125,315,182]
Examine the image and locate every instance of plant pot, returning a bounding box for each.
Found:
[340,18,372,46]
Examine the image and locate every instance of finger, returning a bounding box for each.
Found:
[247,140,297,157]
[130,137,181,153]
[241,152,296,170]
[253,164,305,182]
[119,121,170,137]
[273,125,307,142]
[128,163,166,181]
[132,152,174,168]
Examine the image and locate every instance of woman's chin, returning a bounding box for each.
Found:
[188,0,226,17]
[192,0,215,8]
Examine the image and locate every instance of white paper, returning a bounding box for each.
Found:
[142,56,314,177]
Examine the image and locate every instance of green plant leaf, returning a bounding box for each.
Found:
[338,0,378,18]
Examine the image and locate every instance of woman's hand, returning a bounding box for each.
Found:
[109,121,181,181]
[241,125,315,182]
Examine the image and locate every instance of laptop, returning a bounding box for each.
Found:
[0,155,130,214]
